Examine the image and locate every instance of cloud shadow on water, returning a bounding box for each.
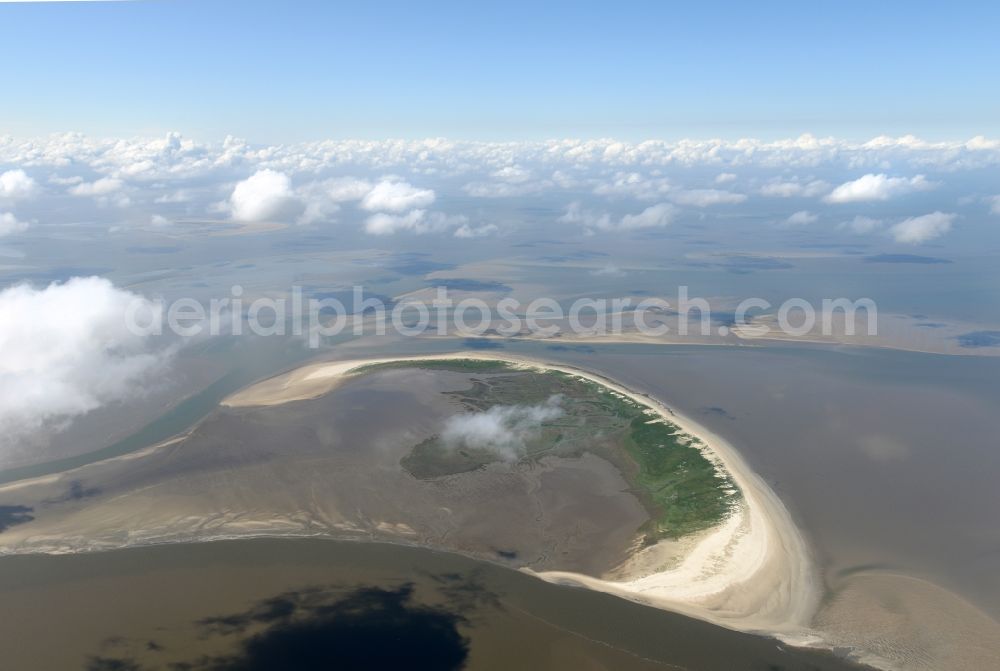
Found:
[955,331,1000,348]
[0,505,33,533]
[84,582,474,671]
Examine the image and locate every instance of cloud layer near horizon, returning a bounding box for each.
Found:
[5,133,999,177]
[0,132,994,243]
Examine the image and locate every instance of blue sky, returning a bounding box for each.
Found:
[1,0,998,142]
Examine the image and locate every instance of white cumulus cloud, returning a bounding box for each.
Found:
[364,209,428,235]
[0,169,39,200]
[559,202,611,230]
[593,172,672,200]
[324,176,375,202]
[889,211,955,244]
[463,180,548,198]
[784,210,818,226]
[491,165,532,183]
[988,195,1000,215]
[0,277,171,460]
[360,180,435,212]
[618,203,677,230]
[0,212,29,237]
[229,169,302,222]
[69,177,124,197]
[363,210,464,235]
[453,223,499,238]
[759,178,829,198]
[560,202,676,232]
[440,396,564,461]
[824,173,934,203]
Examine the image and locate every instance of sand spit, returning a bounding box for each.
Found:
[221,352,820,642]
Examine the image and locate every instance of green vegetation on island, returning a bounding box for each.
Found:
[367,359,739,542]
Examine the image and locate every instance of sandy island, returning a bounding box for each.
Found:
[223,352,821,643]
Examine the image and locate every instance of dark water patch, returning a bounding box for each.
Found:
[683,254,794,274]
[431,278,511,292]
[702,406,734,420]
[955,330,1000,348]
[44,480,101,505]
[863,254,952,265]
[713,312,740,327]
[307,289,396,314]
[915,322,947,329]
[713,308,765,327]
[0,504,33,532]
[392,260,455,275]
[84,584,471,670]
[537,249,608,262]
[546,343,597,354]
[198,584,469,670]
[461,338,503,350]
[381,253,455,276]
[721,255,795,274]
[198,590,302,636]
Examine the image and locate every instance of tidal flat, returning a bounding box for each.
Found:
[0,363,672,578]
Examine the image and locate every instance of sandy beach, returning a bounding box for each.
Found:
[222,352,821,642]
